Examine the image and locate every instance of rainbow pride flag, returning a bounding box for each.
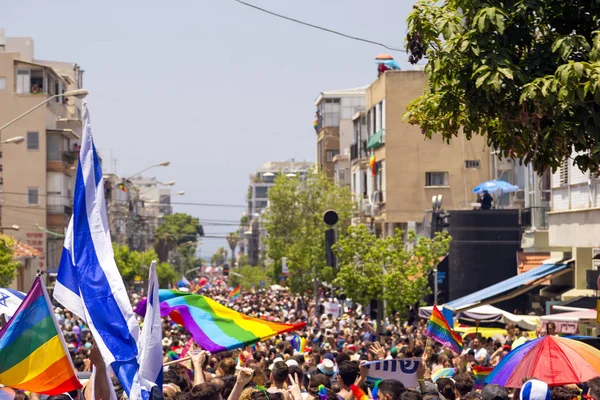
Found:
[369,151,377,176]
[473,366,493,389]
[135,290,306,353]
[228,285,241,302]
[426,305,463,354]
[0,277,81,395]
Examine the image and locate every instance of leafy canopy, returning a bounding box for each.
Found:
[113,243,176,287]
[211,247,228,266]
[262,169,353,293]
[154,213,203,263]
[405,0,600,174]
[334,225,451,316]
[0,237,23,287]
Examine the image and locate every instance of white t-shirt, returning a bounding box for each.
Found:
[474,347,488,362]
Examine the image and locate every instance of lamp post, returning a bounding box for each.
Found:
[126,161,170,180]
[0,89,89,132]
[0,225,19,232]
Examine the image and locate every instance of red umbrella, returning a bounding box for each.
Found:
[487,335,600,387]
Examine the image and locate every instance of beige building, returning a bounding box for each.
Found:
[315,87,366,179]
[358,70,492,236]
[0,31,84,290]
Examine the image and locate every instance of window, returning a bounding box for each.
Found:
[255,186,269,198]
[0,78,5,91]
[16,69,30,94]
[465,160,481,169]
[27,132,39,150]
[362,171,368,198]
[326,149,340,162]
[559,159,569,186]
[425,172,449,187]
[27,188,39,205]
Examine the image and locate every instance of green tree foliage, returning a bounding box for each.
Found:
[263,169,353,293]
[113,243,176,287]
[229,265,269,290]
[334,225,451,316]
[226,231,241,266]
[154,213,203,262]
[211,247,228,266]
[405,0,600,174]
[0,238,24,287]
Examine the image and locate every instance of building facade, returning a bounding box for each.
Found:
[243,160,313,266]
[360,70,492,236]
[0,31,84,290]
[315,87,366,179]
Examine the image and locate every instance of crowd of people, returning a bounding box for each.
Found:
[0,272,597,400]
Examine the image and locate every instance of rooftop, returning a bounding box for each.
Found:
[314,85,369,105]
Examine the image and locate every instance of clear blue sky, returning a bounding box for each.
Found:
[0,0,416,256]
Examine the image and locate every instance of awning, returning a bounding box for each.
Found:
[418,304,539,330]
[366,129,385,150]
[445,260,574,311]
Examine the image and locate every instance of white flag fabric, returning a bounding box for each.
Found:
[131,261,163,399]
[53,102,141,398]
[0,288,25,319]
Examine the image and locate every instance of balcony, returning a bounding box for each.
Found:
[47,204,73,216]
[47,151,78,173]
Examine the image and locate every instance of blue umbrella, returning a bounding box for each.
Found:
[473,180,519,194]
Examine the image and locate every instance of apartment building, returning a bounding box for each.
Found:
[358,70,492,236]
[243,160,313,265]
[315,87,366,179]
[0,31,84,290]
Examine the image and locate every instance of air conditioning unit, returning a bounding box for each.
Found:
[372,204,381,216]
[515,190,525,200]
[362,203,372,216]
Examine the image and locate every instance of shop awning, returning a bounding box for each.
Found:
[366,129,385,150]
[445,260,574,311]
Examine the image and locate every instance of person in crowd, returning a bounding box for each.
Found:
[454,373,475,400]
[268,361,290,394]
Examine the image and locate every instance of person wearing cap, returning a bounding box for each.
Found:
[317,359,336,377]
[481,385,509,400]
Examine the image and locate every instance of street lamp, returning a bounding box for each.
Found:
[0,89,89,132]
[0,136,24,145]
[126,161,171,180]
[0,225,19,232]
[175,191,185,195]
[159,181,176,186]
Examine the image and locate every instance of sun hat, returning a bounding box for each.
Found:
[317,359,336,376]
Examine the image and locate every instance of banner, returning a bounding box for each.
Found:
[282,257,289,276]
[324,302,341,318]
[364,358,421,389]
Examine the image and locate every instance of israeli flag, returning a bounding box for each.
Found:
[131,261,163,400]
[53,102,141,398]
[0,288,25,319]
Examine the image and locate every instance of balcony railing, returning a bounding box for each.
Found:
[48,151,78,165]
[520,207,550,230]
[47,204,73,216]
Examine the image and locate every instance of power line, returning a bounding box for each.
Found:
[233,0,406,53]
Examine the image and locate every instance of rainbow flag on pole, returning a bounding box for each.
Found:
[135,290,305,353]
[0,277,81,395]
[426,305,463,354]
[228,285,241,302]
[473,366,493,389]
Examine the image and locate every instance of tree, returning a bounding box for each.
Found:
[0,237,24,287]
[263,169,354,293]
[226,231,241,267]
[113,243,177,287]
[154,213,204,262]
[211,247,228,266]
[229,265,269,290]
[405,0,600,174]
[334,225,451,317]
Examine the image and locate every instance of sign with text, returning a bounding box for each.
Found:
[364,358,421,389]
[324,302,341,318]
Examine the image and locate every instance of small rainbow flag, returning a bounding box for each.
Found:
[472,366,493,389]
[426,305,463,354]
[0,277,81,395]
[135,290,306,353]
[431,367,455,382]
[228,285,241,301]
[369,151,377,176]
[313,113,319,132]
